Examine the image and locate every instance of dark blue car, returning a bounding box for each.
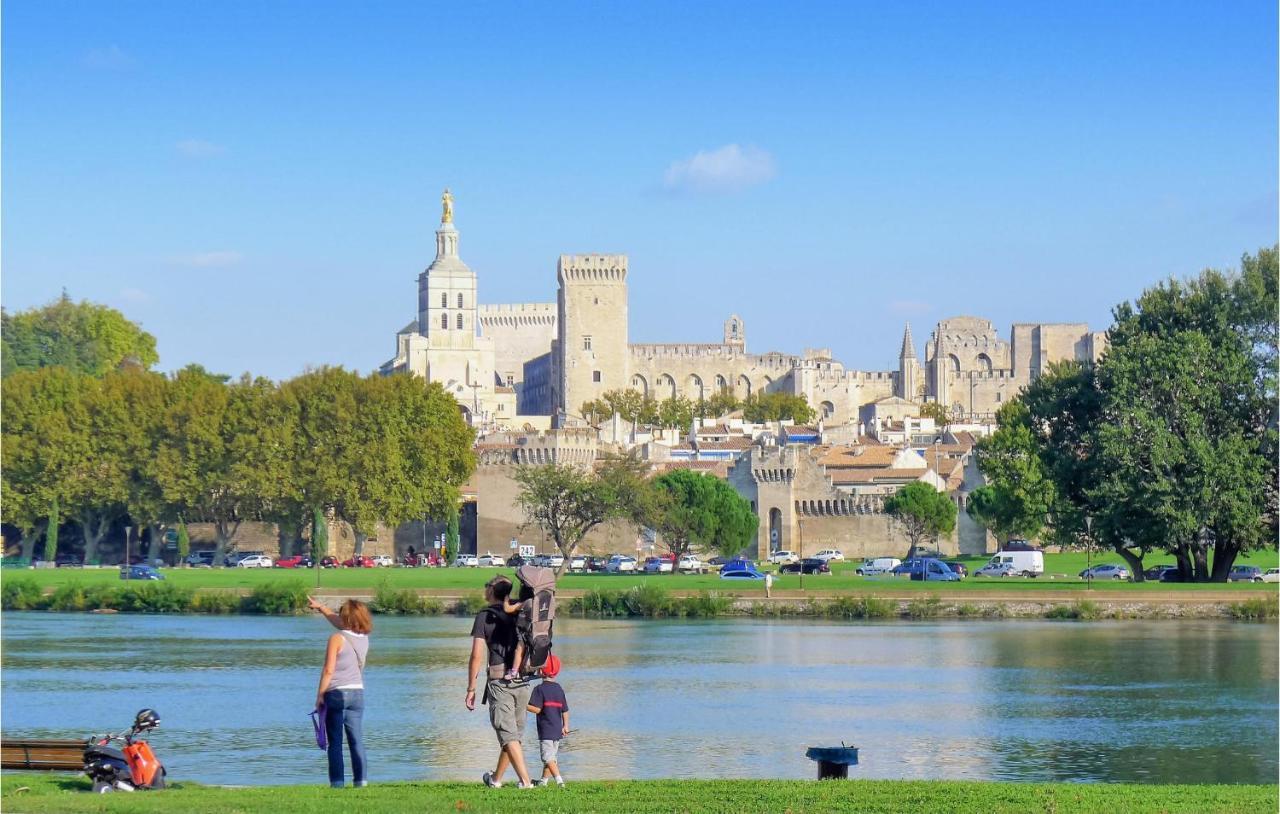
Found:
[719,558,765,580]
[895,558,960,582]
[119,565,165,581]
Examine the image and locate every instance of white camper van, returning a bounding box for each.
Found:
[976,550,1045,578]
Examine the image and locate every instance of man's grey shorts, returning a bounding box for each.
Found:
[539,739,560,764]
[486,679,532,747]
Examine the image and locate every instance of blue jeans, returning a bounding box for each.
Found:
[323,688,366,787]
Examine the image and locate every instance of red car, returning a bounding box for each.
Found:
[342,556,375,568]
[274,555,313,569]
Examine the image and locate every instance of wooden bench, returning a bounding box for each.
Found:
[1,738,87,771]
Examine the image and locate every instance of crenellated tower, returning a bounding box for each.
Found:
[556,254,629,415]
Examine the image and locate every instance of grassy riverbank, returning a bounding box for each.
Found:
[6,550,1278,594]
[2,773,1275,814]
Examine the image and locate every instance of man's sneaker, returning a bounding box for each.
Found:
[516,781,536,789]
[533,779,549,787]
[482,771,502,788]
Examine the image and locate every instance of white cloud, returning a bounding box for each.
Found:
[662,144,776,195]
[890,299,934,316]
[82,45,135,70]
[176,139,226,158]
[169,251,243,268]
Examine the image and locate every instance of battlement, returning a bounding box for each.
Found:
[631,343,743,358]
[478,302,558,328]
[558,254,628,283]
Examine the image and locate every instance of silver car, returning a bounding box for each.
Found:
[1079,564,1130,581]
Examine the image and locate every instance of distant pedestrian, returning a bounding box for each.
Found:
[309,597,372,788]
[764,571,774,598]
[527,654,569,786]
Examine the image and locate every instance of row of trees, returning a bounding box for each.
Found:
[968,248,1278,581]
[580,388,815,431]
[2,365,476,564]
[513,456,757,574]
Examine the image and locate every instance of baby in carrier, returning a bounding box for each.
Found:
[499,564,557,681]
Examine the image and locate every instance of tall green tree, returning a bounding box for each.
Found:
[2,293,158,378]
[43,497,60,563]
[884,481,957,560]
[514,454,651,575]
[652,469,757,565]
[969,401,1056,543]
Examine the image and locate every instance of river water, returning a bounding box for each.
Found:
[1,613,1275,786]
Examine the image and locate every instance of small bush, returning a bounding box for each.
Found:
[2,578,46,610]
[567,589,628,617]
[954,603,981,618]
[191,591,242,614]
[242,581,308,615]
[906,595,943,619]
[1228,596,1279,621]
[673,591,734,618]
[1045,600,1102,620]
[47,582,118,612]
[624,584,673,617]
[454,594,488,616]
[823,595,895,619]
[116,582,194,613]
[374,583,443,615]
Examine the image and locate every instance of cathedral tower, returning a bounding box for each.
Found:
[417,188,478,350]
[556,254,628,415]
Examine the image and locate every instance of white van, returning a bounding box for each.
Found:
[856,557,901,575]
[977,550,1044,577]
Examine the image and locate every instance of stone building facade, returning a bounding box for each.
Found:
[382,191,1105,431]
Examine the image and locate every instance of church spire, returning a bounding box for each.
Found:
[900,322,916,359]
[435,188,459,259]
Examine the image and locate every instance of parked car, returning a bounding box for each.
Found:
[892,558,929,576]
[586,556,609,572]
[1001,539,1041,552]
[370,554,395,568]
[643,556,674,574]
[856,557,900,575]
[477,553,505,567]
[568,555,587,572]
[941,561,968,578]
[1227,565,1264,583]
[1079,564,1130,581]
[707,556,731,570]
[237,555,274,568]
[719,558,765,580]
[319,556,340,568]
[55,555,85,568]
[275,555,313,569]
[768,550,799,565]
[506,555,529,567]
[1262,568,1280,584]
[225,551,265,567]
[343,556,376,568]
[677,554,706,574]
[1144,564,1179,582]
[544,554,565,569]
[975,561,1022,578]
[184,551,216,568]
[909,558,960,582]
[605,555,637,573]
[120,564,165,581]
[779,557,831,575]
[813,549,845,562]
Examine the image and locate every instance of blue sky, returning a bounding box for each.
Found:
[3,1,1276,380]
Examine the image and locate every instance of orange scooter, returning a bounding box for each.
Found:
[83,709,167,793]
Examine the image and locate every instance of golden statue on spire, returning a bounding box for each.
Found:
[441,188,454,224]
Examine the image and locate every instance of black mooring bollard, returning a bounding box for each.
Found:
[805,746,859,779]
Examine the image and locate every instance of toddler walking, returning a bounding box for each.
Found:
[526,654,569,786]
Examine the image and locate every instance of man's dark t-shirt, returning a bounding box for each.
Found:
[529,680,568,741]
[470,603,517,674]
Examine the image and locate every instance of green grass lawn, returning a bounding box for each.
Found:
[2,773,1275,814]
[7,550,1276,595]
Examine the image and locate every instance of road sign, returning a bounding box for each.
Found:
[510,538,519,550]
[519,545,535,558]
[432,540,439,549]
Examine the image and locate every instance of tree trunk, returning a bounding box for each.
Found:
[1192,545,1210,582]
[19,522,46,563]
[353,530,367,559]
[1209,538,1237,582]
[1113,546,1145,581]
[213,518,243,565]
[146,523,164,564]
[553,542,575,578]
[278,523,295,560]
[79,511,111,565]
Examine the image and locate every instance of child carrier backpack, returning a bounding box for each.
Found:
[514,564,557,675]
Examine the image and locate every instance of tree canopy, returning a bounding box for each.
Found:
[2,293,158,378]
[884,481,957,560]
[651,469,757,563]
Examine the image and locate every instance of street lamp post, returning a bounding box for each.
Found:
[124,526,132,567]
[1084,516,1094,591]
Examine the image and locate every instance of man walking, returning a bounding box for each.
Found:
[465,575,534,788]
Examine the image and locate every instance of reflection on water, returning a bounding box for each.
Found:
[1,614,1275,785]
